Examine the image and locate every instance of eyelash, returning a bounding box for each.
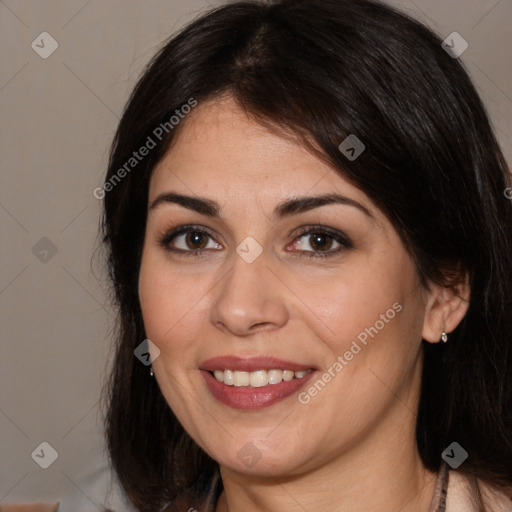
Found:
[157,224,353,260]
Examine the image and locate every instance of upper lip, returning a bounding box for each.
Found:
[200,356,316,372]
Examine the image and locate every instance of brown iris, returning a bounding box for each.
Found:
[308,233,334,252]
[186,230,209,250]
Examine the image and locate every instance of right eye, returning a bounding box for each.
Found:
[158,225,223,257]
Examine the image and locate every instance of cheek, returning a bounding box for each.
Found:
[288,255,417,356]
[138,252,205,356]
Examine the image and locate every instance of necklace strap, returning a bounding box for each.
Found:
[429,461,450,512]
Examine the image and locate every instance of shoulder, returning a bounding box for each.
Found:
[446,470,512,512]
[477,478,512,512]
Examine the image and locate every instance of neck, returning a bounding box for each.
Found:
[217,449,436,512]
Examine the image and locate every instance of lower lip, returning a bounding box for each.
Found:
[201,370,316,410]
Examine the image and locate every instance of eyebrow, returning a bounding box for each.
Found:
[149,192,374,219]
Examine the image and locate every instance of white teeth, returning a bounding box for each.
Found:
[282,370,294,381]
[267,369,283,385]
[233,371,250,387]
[213,368,311,387]
[249,370,268,387]
[224,369,234,386]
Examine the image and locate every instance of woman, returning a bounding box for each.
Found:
[99,0,512,510]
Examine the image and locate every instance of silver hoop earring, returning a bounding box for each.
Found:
[149,366,154,377]
[441,331,448,343]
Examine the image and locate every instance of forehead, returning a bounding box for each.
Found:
[148,96,375,217]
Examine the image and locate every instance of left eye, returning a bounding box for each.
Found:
[288,227,352,258]
[293,232,339,251]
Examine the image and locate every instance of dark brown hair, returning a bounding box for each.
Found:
[99,0,512,510]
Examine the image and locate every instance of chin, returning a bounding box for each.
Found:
[212,442,315,478]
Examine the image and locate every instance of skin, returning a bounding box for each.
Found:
[138,95,470,512]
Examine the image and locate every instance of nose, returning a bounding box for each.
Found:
[210,249,289,336]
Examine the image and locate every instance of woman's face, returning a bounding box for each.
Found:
[138,96,432,476]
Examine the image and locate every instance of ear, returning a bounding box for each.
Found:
[422,275,470,344]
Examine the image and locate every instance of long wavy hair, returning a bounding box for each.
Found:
[98,0,512,510]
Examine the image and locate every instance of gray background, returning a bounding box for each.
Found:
[1,0,510,510]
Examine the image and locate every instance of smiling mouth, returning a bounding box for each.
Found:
[200,356,317,408]
[210,368,313,387]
